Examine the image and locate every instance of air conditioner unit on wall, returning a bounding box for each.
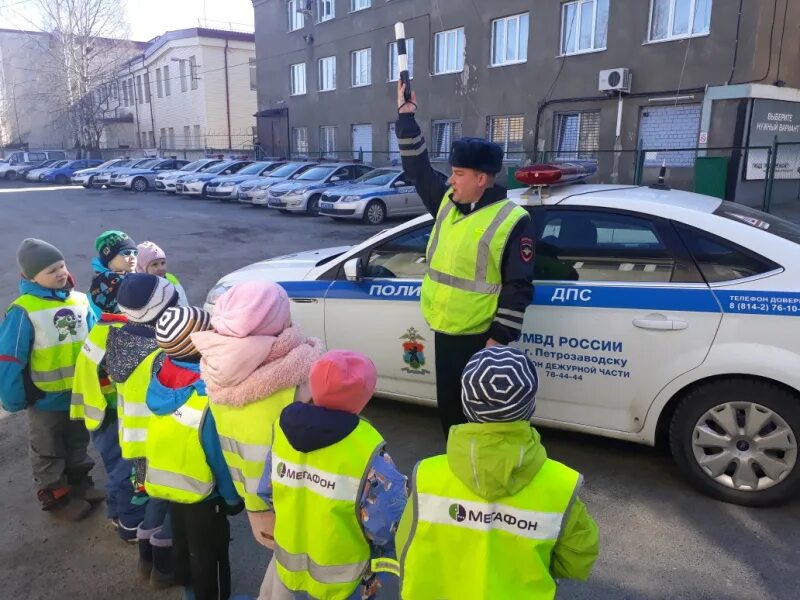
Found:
[599,68,632,93]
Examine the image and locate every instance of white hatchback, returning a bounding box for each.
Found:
[206,183,800,506]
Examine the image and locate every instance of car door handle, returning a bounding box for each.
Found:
[291,298,318,304]
[633,318,688,331]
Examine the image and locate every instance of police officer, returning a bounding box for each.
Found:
[395,82,536,438]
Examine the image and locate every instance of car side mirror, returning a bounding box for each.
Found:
[393,180,406,187]
[344,257,363,282]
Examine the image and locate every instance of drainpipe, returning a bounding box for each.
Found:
[224,39,232,149]
[129,63,142,148]
[145,60,157,149]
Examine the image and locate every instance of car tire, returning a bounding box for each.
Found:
[6,170,17,180]
[82,176,94,189]
[55,174,68,185]
[201,184,209,198]
[306,195,321,216]
[132,177,148,192]
[363,200,386,225]
[669,377,800,507]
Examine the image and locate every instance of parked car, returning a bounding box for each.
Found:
[175,160,252,197]
[318,168,448,225]
[94,158,158,187]
[71,159,132,188]
[155,158,226,193]
[0,150,67,179]
[109,158,190,192]
[244,162,321,205]
[25,160,68,182]
[204,161,287,201]
[15,159,60,179]
[266,163,375,216]
[38,159,104,184]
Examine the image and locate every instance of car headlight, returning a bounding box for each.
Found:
[206,283,232,306]
[342,195,361,202]
[255,184,271,191]
[185,177,201,184]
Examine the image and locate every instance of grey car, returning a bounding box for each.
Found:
[109,158,190,191]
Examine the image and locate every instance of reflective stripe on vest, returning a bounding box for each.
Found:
[420,192,527,334]
[10,293,90,392]
[271,419,384,598]
[70,321,122,430]
[397,455,581,600]
[145,390,214,503]
[116,351,160,459]
[209,386,295,511]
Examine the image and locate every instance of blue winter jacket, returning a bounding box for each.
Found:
[0,279,96,413]
[88,257,112,320]
[145,359,241,507]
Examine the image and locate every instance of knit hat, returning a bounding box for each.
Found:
[212,280,291,338]
[117,273,178,324]
[156,307,212,359]
[461,346,538,423]
[16,238,64,279]
[95,230,138,267]
[136,241,166,273]
[309,351,377,414]
[90,271,124,314]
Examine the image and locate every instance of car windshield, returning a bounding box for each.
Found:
[135,159,160,169]
[97,160,121,169]
[354,169,398,186]
[296,166,336,181]
[50,161,68,168]
[237,162,269,175]
[181,160,209,172]
[205,162,235,174]
[269,163,305,178]
[714,202,800,245]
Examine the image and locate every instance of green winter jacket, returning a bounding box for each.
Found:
[400,421,599,582]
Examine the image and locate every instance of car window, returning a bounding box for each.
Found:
[270,163,305,178]
[355,169,398,186]
[238,162,269,175]
[357,165,373,177]
[297,166,336,181]
[365,225,432,279]
[29,153,46,162]
[333,167,352,180]
[713,202,800,245]
[674,224,780,283]
[535,210,677,283]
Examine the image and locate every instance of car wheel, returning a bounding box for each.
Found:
[669,377,800,506]
[132,177,148,192]
[6,170,17,180]
[363,200,386,225]
[201,184,209,198]
[306,195,321,216]
[55,174,68,185]
[83,176,94,189]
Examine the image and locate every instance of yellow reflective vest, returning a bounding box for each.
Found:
[70,319,123,430]
[116,350,160,459]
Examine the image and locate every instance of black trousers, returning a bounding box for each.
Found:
[434,331,490,438]
[170,500,231,600]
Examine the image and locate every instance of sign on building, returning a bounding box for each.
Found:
[746,99,800,181]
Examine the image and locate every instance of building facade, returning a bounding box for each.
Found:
[252,0,800,205]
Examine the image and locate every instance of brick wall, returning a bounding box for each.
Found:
[639,104,702,168]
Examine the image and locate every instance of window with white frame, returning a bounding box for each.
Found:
[649,0,712,42]
[491,13,529,66]
[320,126,337,158]
[179,60,188,92]
[388,122,400,163]
[293,127,309,154]
[290,62,307,95]
[122,80,129,106]
[351,0,370,12]
[137,75,144,104]
[163,65,171,96]
[351,48,371,87]
[144,74,152,102]
[561,0,609,55]
[189,56,198,90]
[193,125,202,148]
[318,56,336,91]
[553,111,600,159]
[156,68,163,98]
[431,119,463,160]
[318,0,334,22]
[288,0,305,31]
[389,38,414,81]
[249,58,257,91]
[434,27,465,75]
[487,115,524,159]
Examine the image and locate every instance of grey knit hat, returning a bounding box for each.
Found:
[17,238,65,279]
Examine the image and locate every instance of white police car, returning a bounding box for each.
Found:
[206,166,800,506]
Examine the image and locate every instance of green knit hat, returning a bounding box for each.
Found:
[95,230,137,267]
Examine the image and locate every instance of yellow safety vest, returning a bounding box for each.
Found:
[145,389,214,503]
[389,455,581,600]
[271,419,385,599]
[70,320,123,430]
[116,350,160,459]
[209,386,295,511]
[10,292,90,393]
[421,191,527,335]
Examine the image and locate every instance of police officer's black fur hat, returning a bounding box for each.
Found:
[449,137,504,175]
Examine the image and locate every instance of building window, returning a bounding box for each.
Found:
[144,73,152,102]
[351,0,370,12]
[318,56,336,91]
[193,125,202,148]
[179,60,188,92]
[561,0,609,55]
[388,122,400,163]
[164,65,171,96]
[351,48,371,87]
[122,80,129,106]
[351,123,373,163]
[487,115,524,160]
[156,68,164,98]
[434,27,465,75]
[183,125,191,148]
[491,13,529,66]
[389,38,414,81]
[136,75,144,104]
[318,0,334,22]
[189,56,198,90]
[431,119,463,160]
[290,62,307,95]
[287,0,304,31]
[320,126,337,158]
[553,111,600,159]
[149,131,156,147]
[168,127,175,148]
[639,104,701,167]
[293,127,309,154]
[249,58,257,91]
[159,128,166,147]
[649,0,712,42]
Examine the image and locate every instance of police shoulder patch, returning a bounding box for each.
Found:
[520,237,534,263]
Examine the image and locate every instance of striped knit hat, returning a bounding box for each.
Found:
[461,346,538,423]
[156,307,212,359]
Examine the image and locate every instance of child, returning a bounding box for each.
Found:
[0,239,102,520]
[257,350,408,600]
[71,271,147,540]
[136,241,189,306]
[192,280,324,549]
[146,306,244,600]
[89,230,139,318]
[392,346,599,599]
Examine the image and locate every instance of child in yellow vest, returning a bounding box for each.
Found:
[136,241,189,306]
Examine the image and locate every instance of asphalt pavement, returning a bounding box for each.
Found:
[0,183,798,600]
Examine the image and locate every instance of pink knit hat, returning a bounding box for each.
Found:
[309,350,377,414]
[212,280,291,338]
[136,241,166,273]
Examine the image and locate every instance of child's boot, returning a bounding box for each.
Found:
[150,544,174,589]
[67,467,107,504]
[138,536,153,580]
[37,488,92,522]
